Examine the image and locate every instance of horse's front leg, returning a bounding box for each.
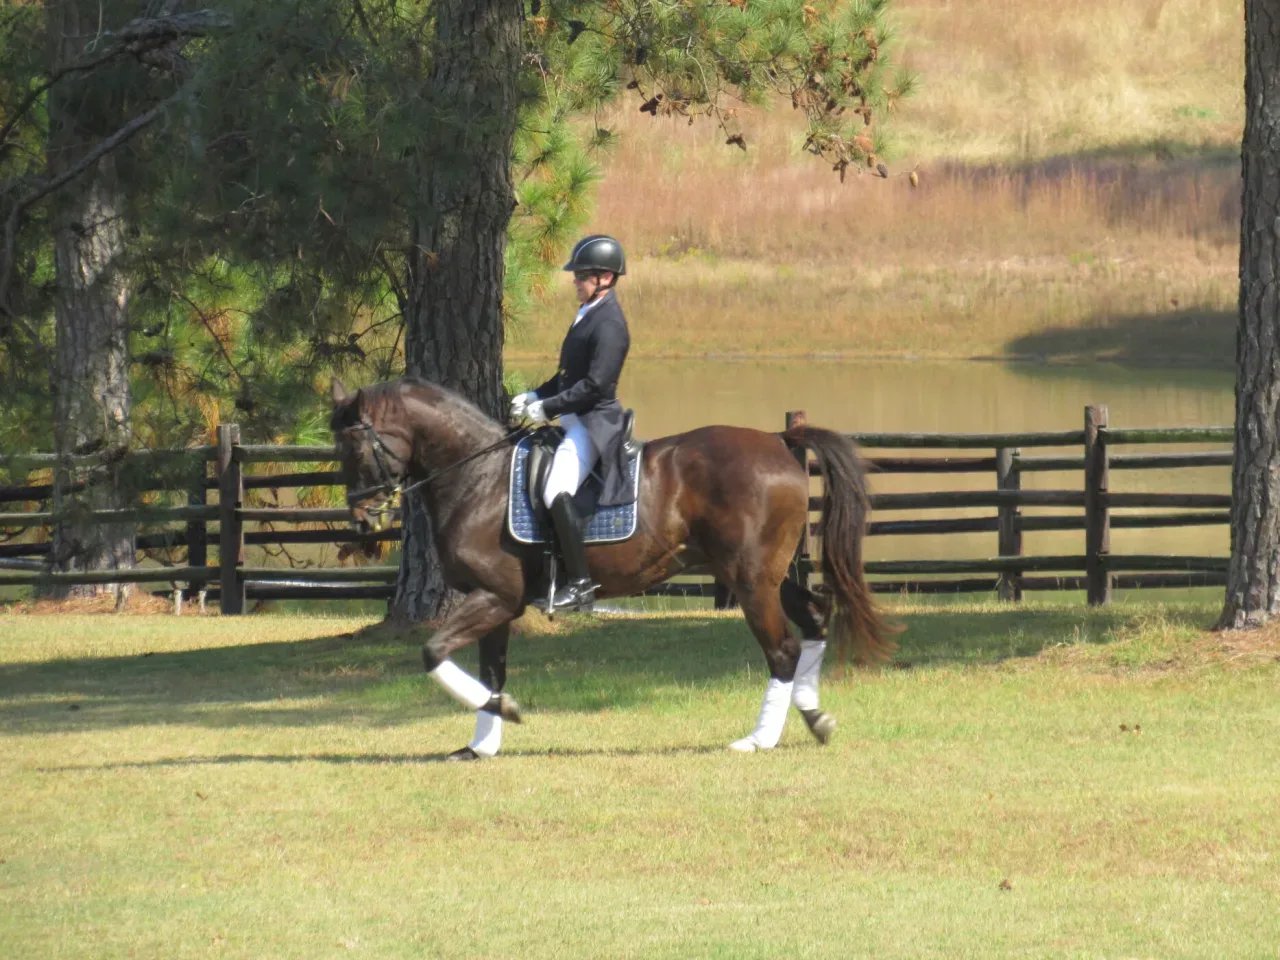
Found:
[447,624,511,761]
[421,592,522,751]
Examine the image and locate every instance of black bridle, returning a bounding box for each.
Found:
[342,418,532,525]
[343,419,407,508]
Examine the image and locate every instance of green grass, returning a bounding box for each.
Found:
[2,601,1277,959]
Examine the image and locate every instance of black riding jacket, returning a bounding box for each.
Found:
[533,289,634,506]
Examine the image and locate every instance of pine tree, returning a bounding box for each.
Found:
[1220,0,1280,629]
[2,0,911,615]
[2,3,225,596]
[140,0,912,618]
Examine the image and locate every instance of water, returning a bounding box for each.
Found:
[609,358,1233,437]
[515,358,1235,566]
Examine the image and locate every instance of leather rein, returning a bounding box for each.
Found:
[343,418,532,523]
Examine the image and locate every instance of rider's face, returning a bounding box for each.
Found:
[573,270,613,304]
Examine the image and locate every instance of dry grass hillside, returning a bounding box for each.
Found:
[507,0,1243,365]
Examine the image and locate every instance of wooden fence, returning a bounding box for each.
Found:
[0,405,1233,611]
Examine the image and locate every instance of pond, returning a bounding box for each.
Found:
[513,357,1236,567]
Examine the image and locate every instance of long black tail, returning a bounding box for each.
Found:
[784,424,897,664]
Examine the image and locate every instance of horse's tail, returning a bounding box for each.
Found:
[784,424,898,665]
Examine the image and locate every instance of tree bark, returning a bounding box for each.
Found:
[393,0,522,621]
[44,1,136,598]
[1219,0,1280,629]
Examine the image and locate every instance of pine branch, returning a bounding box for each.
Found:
[0,97,172,318]
[0,10,230,151]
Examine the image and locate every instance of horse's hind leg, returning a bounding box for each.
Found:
[446,624,511,761]
[781,578,836,745]
[729,587,801,753]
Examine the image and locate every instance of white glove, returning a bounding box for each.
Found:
[509,391,536,419]
[526,399,549,424]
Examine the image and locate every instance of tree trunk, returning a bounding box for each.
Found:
[44,1,136,598]
[1219,0,1280,629]
[393,0,522,621]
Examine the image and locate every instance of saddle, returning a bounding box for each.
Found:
[507,410,642,546]
[523,410,640,507]
[524,424,566,510]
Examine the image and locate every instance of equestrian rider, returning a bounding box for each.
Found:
[510,234,633,611]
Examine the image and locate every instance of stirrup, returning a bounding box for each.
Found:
[550,578,597,613]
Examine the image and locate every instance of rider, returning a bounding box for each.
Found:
[510,234,633,611]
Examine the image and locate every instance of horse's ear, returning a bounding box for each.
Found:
[331,378,349,406]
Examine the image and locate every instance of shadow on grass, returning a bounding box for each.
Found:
[891,604,1151,666]
[42,741,729,773]
[1005,307,1235,371]
[0,616,757,734]
[0,603,1215,735]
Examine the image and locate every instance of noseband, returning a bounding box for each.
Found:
[344,420,407,516]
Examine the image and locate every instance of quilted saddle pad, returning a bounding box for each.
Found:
[507,436,641,545]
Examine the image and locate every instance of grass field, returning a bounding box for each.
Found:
[3,600,1278,959]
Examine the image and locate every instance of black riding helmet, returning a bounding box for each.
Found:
[563,234,626,276]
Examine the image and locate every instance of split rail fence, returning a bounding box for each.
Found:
[0,406,1232,611]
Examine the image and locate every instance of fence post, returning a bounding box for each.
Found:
[996,446,1022,601]
[217,423,246,614]
[186,458,208,601]
[1084,404,1111,606]
[786,410,811,594]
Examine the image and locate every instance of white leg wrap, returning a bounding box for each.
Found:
[730,677,794,752]
[428,660,492,711]
[792,639,827,712]
[469,710,503,758]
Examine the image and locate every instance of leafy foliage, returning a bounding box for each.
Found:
[0,0,911,452]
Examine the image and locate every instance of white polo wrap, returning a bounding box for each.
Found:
[730,677,794,752]
[429,660,492,711]
[792,639,827,712]
[469,710,503,758]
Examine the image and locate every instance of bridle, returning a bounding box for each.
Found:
[341,417,533,528]
[343,419,406,507]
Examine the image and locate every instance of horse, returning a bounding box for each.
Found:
[329,376,894,759]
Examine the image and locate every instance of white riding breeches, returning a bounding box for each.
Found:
[542,414,594,509]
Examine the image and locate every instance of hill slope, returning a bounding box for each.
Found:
[507,0,1242,366]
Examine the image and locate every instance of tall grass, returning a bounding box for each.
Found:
[506,0,1243,363]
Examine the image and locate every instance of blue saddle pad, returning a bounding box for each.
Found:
[507,436,641,545]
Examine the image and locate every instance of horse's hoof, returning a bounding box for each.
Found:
[495,692,522,724]
[801,708,836,745]
[444,746,481,762]
[729,736,763,753]
[482,692,523,724]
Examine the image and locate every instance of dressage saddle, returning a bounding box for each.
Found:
[524,409,638,517]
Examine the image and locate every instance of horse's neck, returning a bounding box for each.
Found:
[401,393,504,487]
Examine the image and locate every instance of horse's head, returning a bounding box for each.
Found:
[330,379,411,533]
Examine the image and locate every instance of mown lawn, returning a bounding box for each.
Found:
[1,600,1277,959]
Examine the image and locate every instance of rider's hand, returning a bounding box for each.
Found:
[526,399,549,424]
[509,391,536,419]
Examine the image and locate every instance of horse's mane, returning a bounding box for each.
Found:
[331,376,502,439]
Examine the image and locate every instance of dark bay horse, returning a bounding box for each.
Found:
[330,376,893,759]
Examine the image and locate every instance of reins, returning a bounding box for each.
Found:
[344,419,532,510]
[401,424,533,497]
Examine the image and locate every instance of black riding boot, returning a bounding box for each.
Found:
[549,493,596,612]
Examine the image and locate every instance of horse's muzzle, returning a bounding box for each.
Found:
[348,487,402,534]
